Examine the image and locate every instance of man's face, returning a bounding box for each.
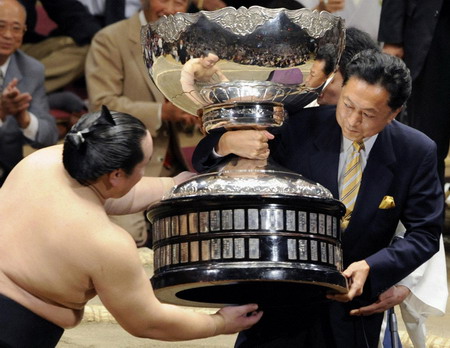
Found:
[317,71,344,106]
[305,59,327,88]
[336,76,400,141]
[146,0,189,22]
[201,53,219,68]
[0,0,26,62]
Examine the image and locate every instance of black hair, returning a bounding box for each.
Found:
[63,106,147,185]
[338,27,380,76]
[343,50,412,110]
[201,49,219,58]
[316,43,337,76]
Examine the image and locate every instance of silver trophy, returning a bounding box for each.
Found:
[143,7,347,308]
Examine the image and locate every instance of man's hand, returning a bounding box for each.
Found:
[382,44,404,59]
[327,260,370,302]
[318,0,345,13]
[1,78,32,128]
[161,101,200,127]
[349,285,410,316]
[212,304,263,335]
[217,130,274,159]
[197,0,227,10]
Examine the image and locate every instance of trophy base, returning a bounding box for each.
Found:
[152,265,348,308]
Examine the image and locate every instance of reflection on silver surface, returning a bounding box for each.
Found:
[141,6,345,130]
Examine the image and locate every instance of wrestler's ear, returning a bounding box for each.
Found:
[108,169,125,187]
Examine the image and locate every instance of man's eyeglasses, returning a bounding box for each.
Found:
[0,22,26,37]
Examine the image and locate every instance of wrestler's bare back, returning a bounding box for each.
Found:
[0,145,159,329]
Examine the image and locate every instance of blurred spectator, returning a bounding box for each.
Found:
[19,0,142,93]
[0,0,58,186]
[77,0,141,27]
[85,0,199,246]
[300,0,380,41]
[19,0,101,93]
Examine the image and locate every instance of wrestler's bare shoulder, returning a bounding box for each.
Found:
[21,144,63,166]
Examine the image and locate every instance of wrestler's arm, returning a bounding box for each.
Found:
[214,67,229,82]
[92,230,262,340]
[180,63,196,93]
[180,64,205,104]
[104,172,195,215]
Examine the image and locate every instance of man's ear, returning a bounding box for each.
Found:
[389,106,403,123]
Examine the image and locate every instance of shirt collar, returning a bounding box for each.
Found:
[139,10,147,26]
[0,56,11,77]
[342,134,378,155]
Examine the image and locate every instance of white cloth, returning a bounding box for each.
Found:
[378,224,448,347]
[399,236,448,347]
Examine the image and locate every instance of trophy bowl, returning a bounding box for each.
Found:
[143,7,348,308]
[141,6,345,131]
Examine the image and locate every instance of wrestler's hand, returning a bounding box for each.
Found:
[173,171,197,185]
[382,44,404,59]
[212,304,263,335]
[327,260,370,302]
[161,101,200,127]
[217,130,274,159]
[349,285,410,316]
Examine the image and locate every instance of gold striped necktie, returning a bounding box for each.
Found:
[341,140,364,229]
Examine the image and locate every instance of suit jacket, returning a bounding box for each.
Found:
[192,105,443,346]
[20,0,101,45]
[86,13,188,177]
[378,0,444,80]
[0,51,58,178]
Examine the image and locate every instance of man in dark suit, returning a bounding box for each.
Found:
[0,0,58,186]
[177,39,188,64]
[192,50,443,347]
[378,0,450,189]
